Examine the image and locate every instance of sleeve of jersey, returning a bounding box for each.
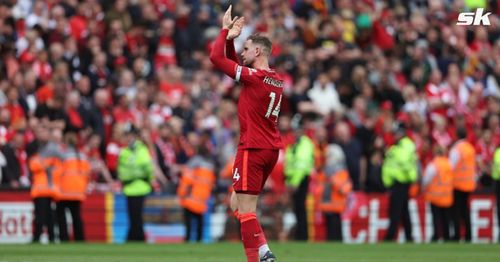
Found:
[209,29,238,79]
[226,39,239,63]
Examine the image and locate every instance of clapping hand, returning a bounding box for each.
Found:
[228,17,245,40]
[222,5,239,30]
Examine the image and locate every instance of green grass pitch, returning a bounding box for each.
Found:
[0,243,499,262]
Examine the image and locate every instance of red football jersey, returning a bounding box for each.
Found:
[209,29,284,149]
[235,65,284,149]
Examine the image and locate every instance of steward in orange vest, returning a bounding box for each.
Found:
[30,154,62,199]
[29,135,64,243]
[317,144,352,241]
[422,146,453,241]
[177,150,215,242]
[450,141,476,193]
[449,128,476,242]
[56,132,91,242]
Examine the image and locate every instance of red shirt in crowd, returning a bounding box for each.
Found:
[32,61,52,83]
[149,103,173,126]
[159,81,184,107]
[15,148,28,179]
[105,140,122,173]
[112,107,135,124]
[425,82,452,119]
[4,103,25,128]
[476,139,498,167]
[35,84,54,104]
[0,125,13,145]
[69,15,88,41]
[155,37,177,69]
[66,108,84,130]
[431,128,454,149]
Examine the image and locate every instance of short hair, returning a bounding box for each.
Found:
[247,34,272,56]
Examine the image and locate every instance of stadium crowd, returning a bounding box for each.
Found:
[0,0,499,242]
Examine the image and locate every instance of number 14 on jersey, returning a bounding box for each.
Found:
[265,92,282,121]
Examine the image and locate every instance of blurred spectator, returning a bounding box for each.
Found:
[307,73,343,116]
[365,146,385,193]
[154,123,176,182]
[86,51,110,92]
[317,143,352,242]
[105,0,132,32]
[177,143,215,242]
[284,125,315,241]
[153,18,178,69]
[65,90,90,134]
[0,130,27,188]
[422,145,453,242]
[81,132,114,186]
[34,94,66,130]
[17,69,38,116]
[335,122,365,191]
[29,126,64,243]
[4,87,26,130]
[90,88,113,151]
[105,124,124,179]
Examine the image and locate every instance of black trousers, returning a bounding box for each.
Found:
[126,196,145,241]
[384,182,413,242]
[496,180,500,241]
[183,208,203,242]
[293,176,309,241]
[451,190,471,241]
[430,204,451,241]
[33,197,55,243]
[56,200,84,241]
[324,213,342,241]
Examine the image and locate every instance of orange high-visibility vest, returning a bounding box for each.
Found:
[57,150,91,201]
[29,155,63,198]
[318,170,352,213]
[177,167,215,214]
[424,157,454,208]
[452,141,476,192]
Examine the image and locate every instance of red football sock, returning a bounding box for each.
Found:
[256,222,268,250]
[239,212,267,262]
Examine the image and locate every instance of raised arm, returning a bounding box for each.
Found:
[210,29,238,78]
[210,5,244,78]
[226,39,239,63]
